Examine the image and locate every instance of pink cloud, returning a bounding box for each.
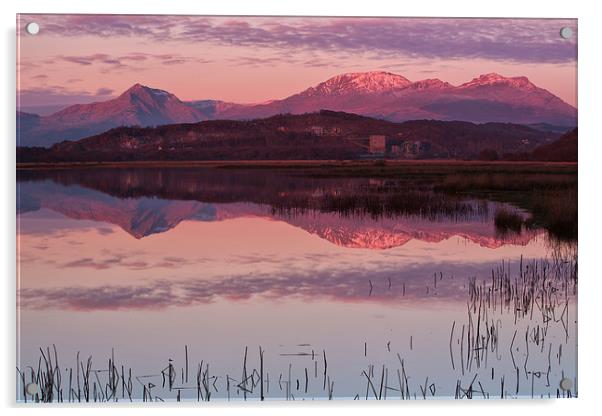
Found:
[19,15,577,64]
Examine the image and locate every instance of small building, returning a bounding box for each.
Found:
[403,141,417,155]
[390,144,403,156]
[329,126,343,135]
[418,141,431,153]
[310,125,324,136]
[402,140,431,158]
[369,135,386,154]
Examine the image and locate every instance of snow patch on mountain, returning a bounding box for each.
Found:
[304,71,413,96]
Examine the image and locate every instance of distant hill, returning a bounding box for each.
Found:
[530,128,577,162]
[17,71,576,147]
[17,110,560,163]
[501,128,577,162]
[527,123,573,135]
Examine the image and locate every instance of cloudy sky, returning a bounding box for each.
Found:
[17,15,577,113]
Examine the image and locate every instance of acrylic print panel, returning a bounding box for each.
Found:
[16,14,577,402]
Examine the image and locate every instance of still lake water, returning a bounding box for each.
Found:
[16,168,577,401]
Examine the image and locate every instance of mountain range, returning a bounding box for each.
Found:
[17,71,577,147]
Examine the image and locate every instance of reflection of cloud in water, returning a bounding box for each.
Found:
[19,259,521,311]
[59,253,200,271]
[96,227,115,235]
[19,207,113,236]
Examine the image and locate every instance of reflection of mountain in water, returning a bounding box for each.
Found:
[17,168,541,249]
[19,187,217,239]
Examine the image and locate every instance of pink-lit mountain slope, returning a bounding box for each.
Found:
[18,84,205,147]
[217,72,576,126]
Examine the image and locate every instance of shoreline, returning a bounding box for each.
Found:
[16,159,578,170]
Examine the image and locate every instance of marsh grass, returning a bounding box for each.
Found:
[271,188,487,222]
[526,189,578,241]
[494,208,524,235]
[434,171,577,241]
[435,172,576,193]
[449,254,577,399]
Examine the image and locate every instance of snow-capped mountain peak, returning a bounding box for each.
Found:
[305,71,413,96]
[460,73,536,89]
